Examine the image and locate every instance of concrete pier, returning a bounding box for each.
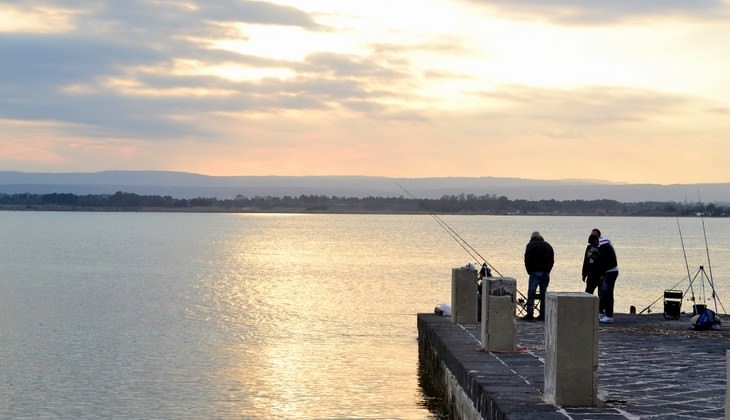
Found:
[451,267,478,324]
[543,292,598,406]
[726,349,730,420]
[480,277,517,352]
[418,312,729,419]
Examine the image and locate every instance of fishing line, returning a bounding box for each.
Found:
[396,183,503,277]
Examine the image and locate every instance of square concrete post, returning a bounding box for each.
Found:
[480,277,517,352]
[726,350,730,420]
[451,267,478,324]
[544,292,599,406]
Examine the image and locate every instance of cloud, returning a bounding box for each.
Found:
[1,1,729,183]
[2,0,324,30]
[198,0,325,29]
[461,85,730,154]
[0,34,164,86]
[0,32,203,138]
[0,1,338,139]
[1,0,439,140]
[477,85,694,124]
[461,0,730,24]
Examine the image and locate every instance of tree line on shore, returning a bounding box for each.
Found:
[0,191,727,216]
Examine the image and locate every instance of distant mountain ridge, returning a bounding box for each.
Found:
[0,170,727,203]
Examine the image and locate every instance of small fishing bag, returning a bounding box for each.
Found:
[692,308,716,331]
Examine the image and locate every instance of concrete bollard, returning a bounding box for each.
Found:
[451,267,478,324]
[480,277,517,352]
[544,292,599,406]
[726,350,730,420]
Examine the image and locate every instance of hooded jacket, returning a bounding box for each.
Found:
[524,236,554,274]
[597,237,619,273]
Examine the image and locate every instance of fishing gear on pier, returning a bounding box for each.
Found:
[640,212,725,319]
[639,267,726,316]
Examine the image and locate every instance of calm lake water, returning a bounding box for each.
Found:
[1,212,728,418]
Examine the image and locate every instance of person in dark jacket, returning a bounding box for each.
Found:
[582,233,601,295]
[523,231,554,320]
[596,234,619,323]
[478,262,491,280]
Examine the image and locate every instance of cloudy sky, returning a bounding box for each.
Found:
[2,1,729,183]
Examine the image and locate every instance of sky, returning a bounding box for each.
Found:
[1,1,729,184]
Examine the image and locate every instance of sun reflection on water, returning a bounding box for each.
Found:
[197,214,432,418]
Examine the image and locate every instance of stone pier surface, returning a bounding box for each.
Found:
[418,312,730,419]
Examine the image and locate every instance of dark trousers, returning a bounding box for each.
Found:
[600,271,619,317]
[585,275,600,295]
[527,271,550,317]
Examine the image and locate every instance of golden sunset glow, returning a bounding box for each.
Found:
[1,1,729,183]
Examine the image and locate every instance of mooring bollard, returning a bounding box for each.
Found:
[544,292,599,406]
[726,350,730,420]
[451,266,478,324]
[480,277,517,352]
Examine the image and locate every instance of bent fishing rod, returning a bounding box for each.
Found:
[396,183,503,277]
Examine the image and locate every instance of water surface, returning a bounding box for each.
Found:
[1,212,727,418]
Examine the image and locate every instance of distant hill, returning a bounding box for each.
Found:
[0,171,727,203]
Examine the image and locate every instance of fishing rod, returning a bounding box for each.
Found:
[396,184,480,263]
[698,192,715,281]
[698,192,724,314]
[676,217,696,303]
[639,273,692,314]
[397,183,486,266]
[396,183,503,277]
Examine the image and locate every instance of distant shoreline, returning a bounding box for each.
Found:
[0,205,724,217]
[1,191,727,217]
[2,171,730,204]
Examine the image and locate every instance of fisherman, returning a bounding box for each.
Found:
[523,231,554,321]
[582,232,601,295]
[596,231,619,324]
[478,262,491,279]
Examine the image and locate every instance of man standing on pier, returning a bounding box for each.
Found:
[523,231,554,321]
